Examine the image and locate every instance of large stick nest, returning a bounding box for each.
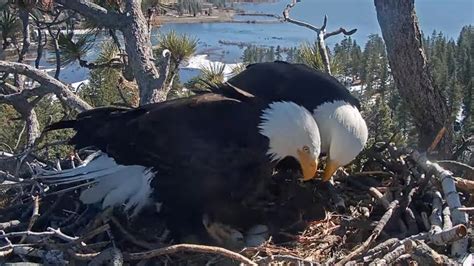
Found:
[0,140,472,265]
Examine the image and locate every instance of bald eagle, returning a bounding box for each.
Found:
[217,61,368,181]
[35,92,321,244]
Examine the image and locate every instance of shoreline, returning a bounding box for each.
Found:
[153,9,282,25]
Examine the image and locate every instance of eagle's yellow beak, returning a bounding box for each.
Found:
[297,149,318,181]
[322,159,340,182]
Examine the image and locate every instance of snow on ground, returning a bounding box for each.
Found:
[182,54,244,82]
[349,85,363,93]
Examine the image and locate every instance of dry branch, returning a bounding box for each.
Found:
[410,224,467,245]
[89,247,123,266]
[280,0,356,74]
[0,61,92,112]
[337,200,399,264]
[20,195,40,243]
[369,187,390,208]
[410,240,454,265]
[123,244,257,265]
[411,151,469,256]
[453,177,474,193]
[371,240,413,265]
[430,190,443,233]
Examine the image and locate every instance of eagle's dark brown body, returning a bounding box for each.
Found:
[46,93,302,243]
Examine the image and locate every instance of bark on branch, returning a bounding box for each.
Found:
[55,0,126,29]
[0,61,92,112]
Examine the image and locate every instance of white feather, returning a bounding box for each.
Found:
[313,100,368,166]
[34,152,154,217]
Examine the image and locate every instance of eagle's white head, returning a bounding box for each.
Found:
[259,101,321,180]
[313,100,368,181]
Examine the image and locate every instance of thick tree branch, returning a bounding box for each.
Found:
[0,61,92,112]
[54,0,127,29]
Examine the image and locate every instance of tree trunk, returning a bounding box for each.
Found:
[57,0,169,105]
[374,0,452,154]
[122,0,166,104]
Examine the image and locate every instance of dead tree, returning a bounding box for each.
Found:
[374,0,452,154]
[281,0,356,75]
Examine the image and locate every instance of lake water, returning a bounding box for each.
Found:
[156,0,473,63]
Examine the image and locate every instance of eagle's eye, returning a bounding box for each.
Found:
[302,145,310,153]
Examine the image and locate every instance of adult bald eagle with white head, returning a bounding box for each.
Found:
[35,91,321,244]
[218,61,368,181]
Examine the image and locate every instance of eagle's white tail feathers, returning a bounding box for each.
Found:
[34,152,154,217]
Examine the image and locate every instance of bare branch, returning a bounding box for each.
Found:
[55,0,127,29]
[282,0,321,33]
[338,200,399,264]
[123,243,257,265]
[0,61,92,112]
[324,27,357,39]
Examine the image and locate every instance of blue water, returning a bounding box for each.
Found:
[154,0,473,63]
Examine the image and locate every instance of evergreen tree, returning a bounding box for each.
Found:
[361,34,388,93]
[456,26,473,136]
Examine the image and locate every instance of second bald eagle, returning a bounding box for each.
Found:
[219,61,368,181]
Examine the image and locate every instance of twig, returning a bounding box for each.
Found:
[58,224,110,248]
[67,249,100,261]
[20,195,40,243]
[427,126,447,153]
[0,228,78,242]
[123,244,257,265]
[369,187,390,208]
[437,160,474,174]
[337,200,399,265]
[256,254,316,265]
[110,216,161,250]
[324,27,357,38]
[89,247,124,266]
